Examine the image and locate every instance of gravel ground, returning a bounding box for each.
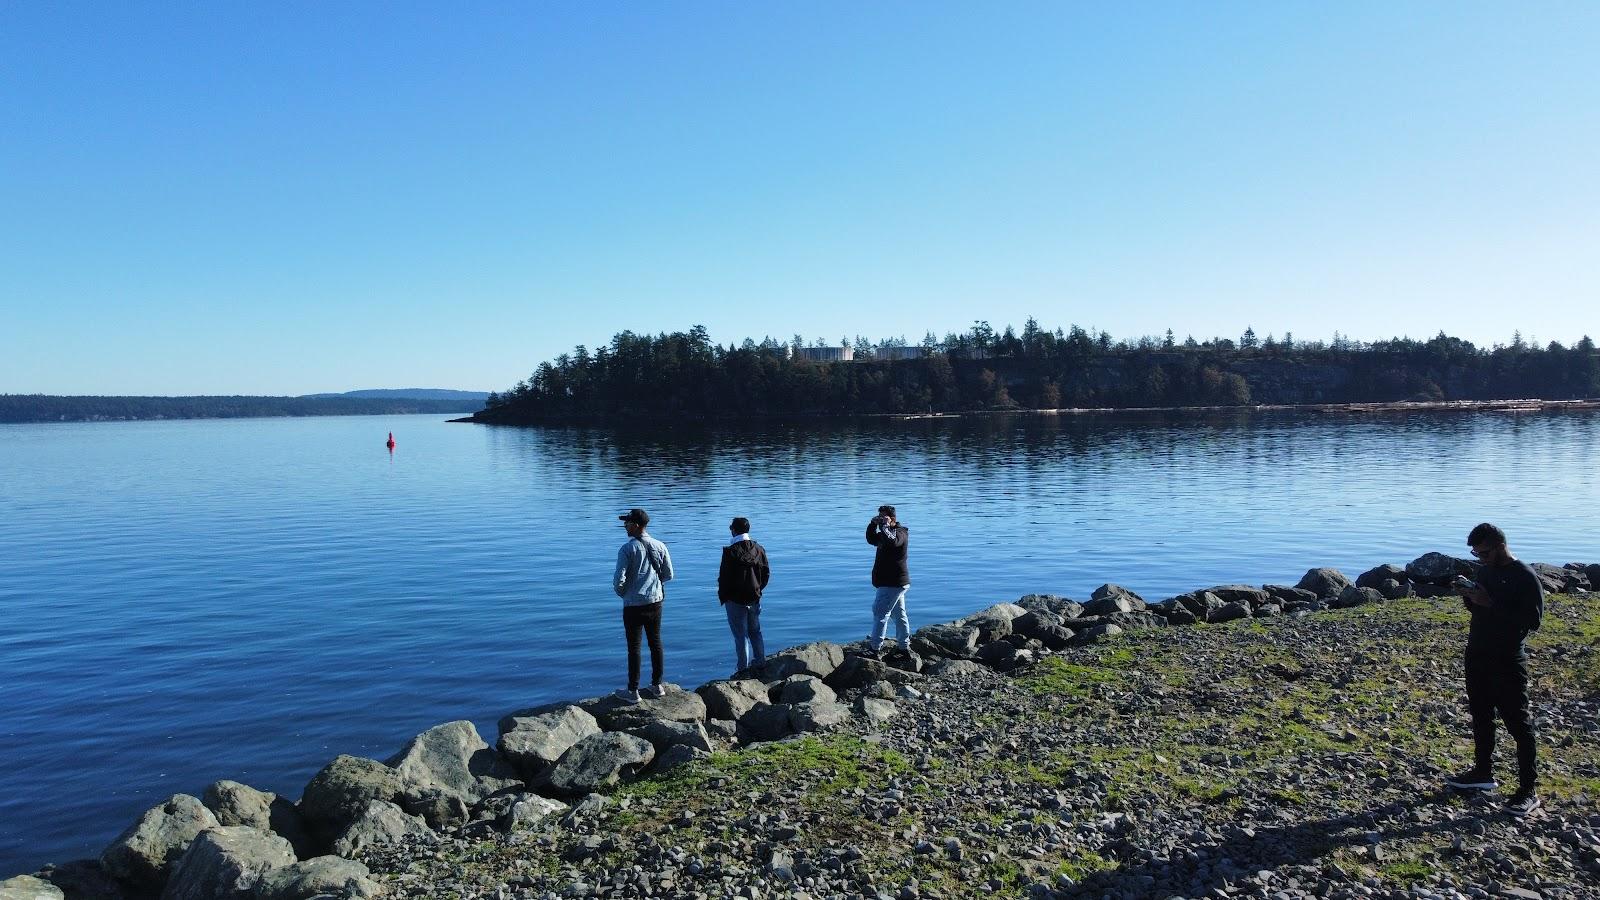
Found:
[356,594,1600,900]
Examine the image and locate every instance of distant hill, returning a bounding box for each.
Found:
[0,394,487,424]
[303,388,491,403]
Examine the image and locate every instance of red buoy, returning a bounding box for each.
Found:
[386,432,396,450]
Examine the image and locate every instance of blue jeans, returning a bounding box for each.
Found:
[724,601,764,672]
[871,585,910,650]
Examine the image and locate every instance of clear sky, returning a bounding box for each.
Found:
[3,2,1598,395]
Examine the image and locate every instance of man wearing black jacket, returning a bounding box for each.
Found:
[865,504,911,656]
[718,517,771,674]
[1445,523,1544,817]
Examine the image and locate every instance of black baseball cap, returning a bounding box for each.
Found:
[619,508,650,526]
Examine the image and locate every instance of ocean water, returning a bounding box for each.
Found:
[2,409,1597,874]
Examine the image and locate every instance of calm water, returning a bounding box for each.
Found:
[2,410,1598,873]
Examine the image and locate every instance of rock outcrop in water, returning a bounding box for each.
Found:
[7,555,1600,899]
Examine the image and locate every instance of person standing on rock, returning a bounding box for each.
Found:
[865,504,911,657]
[1445,522,1544,816]
[718,516,771,674]
[614,508,675,704]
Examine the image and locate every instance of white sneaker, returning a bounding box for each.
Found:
[642,683,670,700]
[614,688,641,704]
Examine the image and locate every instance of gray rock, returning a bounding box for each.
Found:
[621,718,712,754]
[330,800,432,857]
[1207,585,1269,606]
[789,700,852,732]
[161,825,296,900]
[396,787,469,830]
[774,674,837,705]
[1162,603,1198,626]
[386,720,521,806]
[201,780,312,859]
[754,641,846,681]
[589,685,707,731]
[703,717,739,745]
[1356,564,1408,591]
[537,732,655,797]
[911,624,980,658]
[854,697,898,725]
[497,705,600,779]
[1376,577,1413,599]
[1530,562,1570,594]
[1071,623,1125,644]
[1263,584,1319,604]
[296,755,407,845]
[1407,552,1473,583]
[1253,602,1282,618]
[926,659,985,677]
[31,859,121,900]
[960,603,1027,643]
[695,679,769,722]
[254,856,382,900]
[1016,594,1083,618]
[823,656,921,690]
[736,703,795,743]
[1332,585,1384,609]
[0,875,63,900]
[1207,601,1251,623]
[101,794,219,891]
[650,743,711,774]
[501,794,569,831]
[1083,585,1146,616]
[1107,610,1166,630]
[1584,563,1600,590]
[1295,567,1352,599]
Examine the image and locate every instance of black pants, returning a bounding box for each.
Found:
[623,602,664,691]
[1465,650,1536,789]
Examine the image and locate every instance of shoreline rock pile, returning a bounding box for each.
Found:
[6,554,1598,900]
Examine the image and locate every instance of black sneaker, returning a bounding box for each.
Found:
[1445,769,1498,791]
[1504,790,1540,818]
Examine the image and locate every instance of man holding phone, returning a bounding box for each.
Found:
[1444,523,1544,816]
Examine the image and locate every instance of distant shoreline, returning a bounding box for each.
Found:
[1,393,484,424]
[452,396,1600,426]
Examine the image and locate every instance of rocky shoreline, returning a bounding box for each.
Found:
[6,556,1599,900]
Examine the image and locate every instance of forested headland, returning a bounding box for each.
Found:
[473,322,1600,422]
[0,394,480,424]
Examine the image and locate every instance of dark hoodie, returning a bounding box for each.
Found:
[866,520,910,587]
[718,538,771,605]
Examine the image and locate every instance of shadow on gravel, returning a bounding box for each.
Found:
[1086,789,1518,895]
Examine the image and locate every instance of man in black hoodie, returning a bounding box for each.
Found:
[718,517,771,674]
[865,504,911,656]
[1445,522,1544,817]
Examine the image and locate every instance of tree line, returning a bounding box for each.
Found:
[0,395,479,423]
[478,322,1600,421]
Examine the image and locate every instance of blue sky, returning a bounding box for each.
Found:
[3,2,1597,395]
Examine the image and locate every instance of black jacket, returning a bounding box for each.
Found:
[1468,558,1544,657]
[718,539,771,605]
[866,521,910,587]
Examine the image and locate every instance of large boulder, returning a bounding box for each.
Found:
[589,687,707,732]
[162,825,296,900]
[537,732,655,797]
[1206,602,1251,624]
[0,876,63,900]
[501,794,569,831]
[621,719,712,754]
[1083,585,1146,616]
[32,860,121,900]
[497,705,601,780]
[202,781,312,859]
[296,755,407,846]
[387,720,520,807]
[736,703,794,744]
[330,800,432,858]
[1206,585,1268,607]
[789,701,852,733]
[1356,564,1408,591]
[853,697,897,726]
[1406,552,1472,583]
[1010,611,1075,649]
[911,624,980,658]
[254,856,383,900]
[823,656,920,691]
[773,675,836,706]
[960,603,1027,643]
[1071,623,1124,644]
[1331,585,1384,609]
[1529,562,1571,595]
[755,642,846,681]
[1162,603,1198,626]
[926,659,985,678]
[1263,585,1319,604]
[651,744,711,774]
[1016,594,1082,619]
[1107,610,1166,630]
[695,680,768,722]
[101,794,219,891]
[1295,568,1351,599]
[1583,563,1600,591]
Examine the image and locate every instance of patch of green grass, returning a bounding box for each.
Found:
[1055,850,1118,881]
[1380,858,1433,883]
[1019,656,1123,697]
[619,736,909,804]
